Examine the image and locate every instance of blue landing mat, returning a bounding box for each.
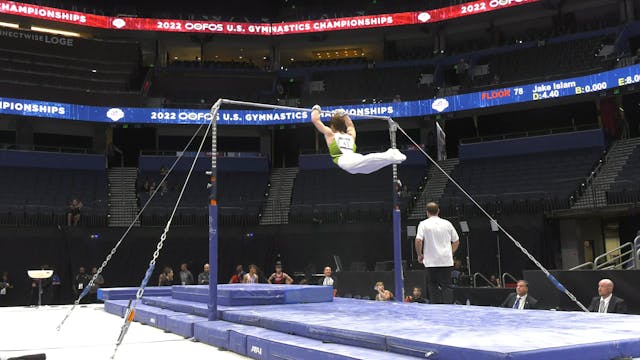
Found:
[219,298,640,360]
[98,286,171,300]
[172,284,334,306]
[194,320,418,360]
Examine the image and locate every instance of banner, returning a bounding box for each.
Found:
[0,0,539,35]
[2,63,639,125]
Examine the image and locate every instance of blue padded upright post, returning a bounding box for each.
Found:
[208,101,221,321]
[389,119,404,302]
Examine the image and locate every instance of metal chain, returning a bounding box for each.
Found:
[395,124,589,312]
[56,120,210,332]
[111,115,214,359]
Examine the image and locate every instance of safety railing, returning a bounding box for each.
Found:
[473,272,496,288]
[594,242,637,270]
[569,262,594,271]
[502,272,518,286]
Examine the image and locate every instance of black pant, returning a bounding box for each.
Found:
[426,266,453,304]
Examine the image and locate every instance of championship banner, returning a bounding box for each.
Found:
[0,0,539,35]
[3,63,639,125]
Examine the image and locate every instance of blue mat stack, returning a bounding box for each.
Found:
[101,285,640,360]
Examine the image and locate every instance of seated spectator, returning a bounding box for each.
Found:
[588,279,627,314]
[500,280,538,310]
[318,266,337,296]
[242,264,259,284]
[374,281,394,301]
[179,263,194,285]
[142,180,151,193]
[228,265,245,284]
[198,263,210,285]
[66,198,83,227]
[0,272,12,307]
[405,286,427,303]
[451,259,463,285]
[88,266,105,303]
[489,274,501,287]
[267,262,293,285]
[73,266,91,297]
[160,165,168,176]
[158,266,174,286]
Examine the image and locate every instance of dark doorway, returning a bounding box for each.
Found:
[113,127,156,166]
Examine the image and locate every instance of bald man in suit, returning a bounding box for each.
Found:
[588,279,627,314]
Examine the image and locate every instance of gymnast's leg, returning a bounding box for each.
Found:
[338,149,406,174]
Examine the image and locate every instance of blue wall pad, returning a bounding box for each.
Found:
[104,300,130,317]
[132,304,180,330]
[172,284,334,306]
[166,314,210,338]
[98,286,171,301]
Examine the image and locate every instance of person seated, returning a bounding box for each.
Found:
[242,264,259,284]
[228,264,245,284]
[198,263,210,285]
[318,266,338,296]
[374,281,394,301]
[500,280,538,310]
[158,267,174,286]
[310,105,405,174]
[588,278,627,314]
[267,262,293,285]
[405,286,427,303]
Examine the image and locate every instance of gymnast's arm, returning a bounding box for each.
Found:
[311,105,333,137]
[343,113,356,141]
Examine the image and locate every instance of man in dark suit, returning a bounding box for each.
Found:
[588,279,627,314]
[501,280,538,310]
[318,266,337,296]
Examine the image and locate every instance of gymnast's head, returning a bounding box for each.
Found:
[426,202,440,217]
[329,110,348,134]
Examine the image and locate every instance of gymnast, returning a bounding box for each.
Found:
[311,105,406,174]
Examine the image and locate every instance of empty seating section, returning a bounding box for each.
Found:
[481,37,608,86]
[0,28,141,94]
[0,151,107,226]
[309,66,434,104]
[607,145,640,205]
[137,156,269,226]
[439,148,603,216]
[151,69,275,108]
[289,162,427,224]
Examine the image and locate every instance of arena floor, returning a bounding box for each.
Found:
[0,304,249,360]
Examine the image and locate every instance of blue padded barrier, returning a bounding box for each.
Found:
[132,305,180,330]
[166,314,210,338]
[98,286,172,301]
[172,284,333,306]
[104,300,130,317]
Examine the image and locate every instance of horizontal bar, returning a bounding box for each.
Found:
[219,98,393,121]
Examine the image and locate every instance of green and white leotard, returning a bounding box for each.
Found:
[329,133,357,164]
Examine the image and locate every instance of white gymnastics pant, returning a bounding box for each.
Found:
[337,149,405,174]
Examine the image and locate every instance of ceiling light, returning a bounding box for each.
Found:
[0,21,19,29]
[30,26,80,37]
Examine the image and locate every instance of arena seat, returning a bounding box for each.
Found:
[0,150,107,226]
[606,144,640,205]
[439,147,603,216]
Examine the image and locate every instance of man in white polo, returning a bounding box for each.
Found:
[415,202,459,304]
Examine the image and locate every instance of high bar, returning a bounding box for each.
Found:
[217,99,393,121]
